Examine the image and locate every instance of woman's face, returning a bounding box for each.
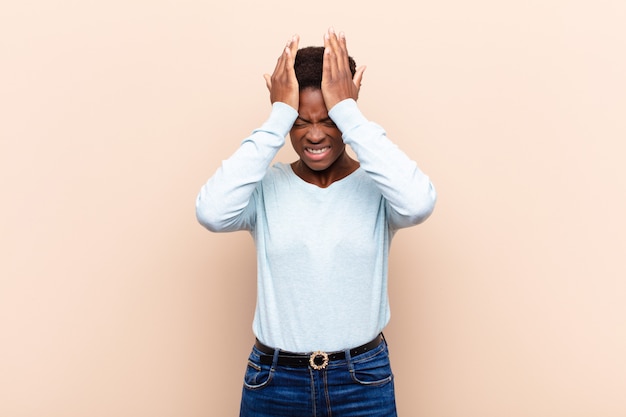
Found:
[289,88,347,173]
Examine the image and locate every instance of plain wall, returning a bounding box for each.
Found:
[1,0,625,416]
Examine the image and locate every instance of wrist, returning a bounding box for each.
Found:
[274,100,298,112]
[328,99,365,134]
[267,102,299,135]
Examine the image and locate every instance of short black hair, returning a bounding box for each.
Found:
[294,46,357,91]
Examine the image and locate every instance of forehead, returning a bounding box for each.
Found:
[297,88,329,120]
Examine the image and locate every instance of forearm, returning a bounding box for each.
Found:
[196,102,298,232]
[329,99,437,227]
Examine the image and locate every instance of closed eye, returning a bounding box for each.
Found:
[294,116,336,128]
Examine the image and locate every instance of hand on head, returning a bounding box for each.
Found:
[263,29,366,111]
[263,35,300,109]
[321,28,366,110]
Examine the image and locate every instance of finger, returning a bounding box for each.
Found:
[336,31,349,71]
[326,28,351,79]
[288,34,299,57]
[271,43,286,75]
[323,31,333,79]
[283,35,298,75]
[281,45,291,74]
[323,28,340,79]
[271,35,294,79]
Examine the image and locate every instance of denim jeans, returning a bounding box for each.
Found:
[239,337,397,417]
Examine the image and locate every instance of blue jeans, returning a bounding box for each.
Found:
[239,337,397,417]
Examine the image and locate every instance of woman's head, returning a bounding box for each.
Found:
[294,46,357,91]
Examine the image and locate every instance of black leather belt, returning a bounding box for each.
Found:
[255,334,384,370]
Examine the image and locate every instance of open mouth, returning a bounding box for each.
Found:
[305,146,330,155]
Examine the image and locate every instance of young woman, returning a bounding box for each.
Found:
[196,28,437,417]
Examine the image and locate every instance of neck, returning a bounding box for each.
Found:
[291,152,359,188]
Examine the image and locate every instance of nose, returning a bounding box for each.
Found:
[306,124,325,142]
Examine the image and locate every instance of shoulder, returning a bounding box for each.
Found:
[351,167,380,191]
[265,162,292,181]
[257,162,296,193]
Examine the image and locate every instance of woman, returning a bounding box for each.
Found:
[196,28,437,417]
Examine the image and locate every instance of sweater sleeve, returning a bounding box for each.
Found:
[195,102,298,232]
[328,99,437,229]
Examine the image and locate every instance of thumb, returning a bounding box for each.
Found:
[263,73,272,91]
[353,65,366,97]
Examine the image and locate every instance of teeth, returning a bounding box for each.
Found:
[307,147,329,154]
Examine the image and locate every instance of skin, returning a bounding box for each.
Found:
[263,28,367,188]
[289,87,358,187]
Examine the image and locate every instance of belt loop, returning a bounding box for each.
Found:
[271,347,280,370]
[344,345,355,373]
[381,332,388,354]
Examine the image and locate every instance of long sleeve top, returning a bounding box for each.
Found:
[196,99,436,352]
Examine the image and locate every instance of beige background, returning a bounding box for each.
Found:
[2,0,625,416]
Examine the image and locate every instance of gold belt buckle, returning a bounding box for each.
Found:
[309,351,329,370]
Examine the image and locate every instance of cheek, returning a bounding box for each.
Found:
[289,133,304,153]
[326,125,342,136]
[289,128,305,140]
[328,129,344,144]
[288,130,299,144]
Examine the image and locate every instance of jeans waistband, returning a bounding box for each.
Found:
[255,334,384,369]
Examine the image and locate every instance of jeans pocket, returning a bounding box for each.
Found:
[243,359,273,390]
[349,349,394,386]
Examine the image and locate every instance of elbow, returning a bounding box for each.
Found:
[196,205,220,232]
[195,193,247,233]
[195,194,225,233]
[407,182,437,225]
